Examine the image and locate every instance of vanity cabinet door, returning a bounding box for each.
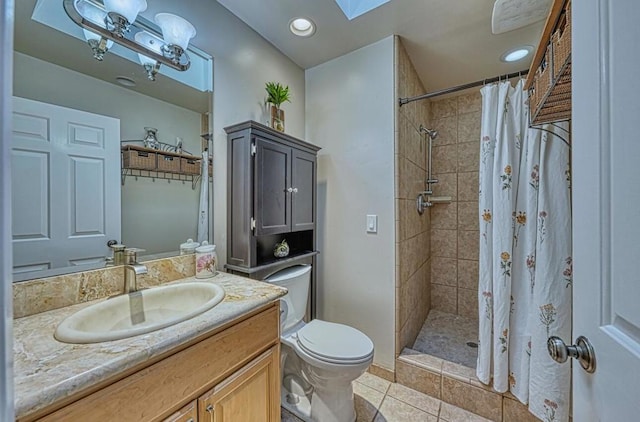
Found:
[198,345,280,422]
[291,149,316,232]
[254,137,291,236]
[162,400,197,422]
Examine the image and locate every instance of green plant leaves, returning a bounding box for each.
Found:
[265,81,291,107]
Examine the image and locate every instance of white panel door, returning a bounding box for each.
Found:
[11,97,120,278]
[572,0,640,419]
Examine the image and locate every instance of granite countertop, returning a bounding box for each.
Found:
[14,273,287,419]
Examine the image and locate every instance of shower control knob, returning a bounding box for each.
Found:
[547,335,596,373]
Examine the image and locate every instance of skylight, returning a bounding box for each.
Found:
[334,0,390,20]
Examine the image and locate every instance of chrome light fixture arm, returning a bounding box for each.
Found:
[63,0,192,72]
[106,11,131,38]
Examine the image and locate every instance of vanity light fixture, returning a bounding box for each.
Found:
[103,0,148,37]
[64,0,197,80]
[289,17,316,37]
[500,45,533,63]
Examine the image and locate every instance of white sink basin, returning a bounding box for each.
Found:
[54,282,225,344]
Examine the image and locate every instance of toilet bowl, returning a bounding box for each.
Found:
[265,265,374,422]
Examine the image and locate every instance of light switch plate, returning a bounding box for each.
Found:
[366,215,378,233]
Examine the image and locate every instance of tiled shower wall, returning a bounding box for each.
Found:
[394,37,432,355]
[428,92,482,320]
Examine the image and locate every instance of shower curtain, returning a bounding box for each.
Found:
[477,80,571,422]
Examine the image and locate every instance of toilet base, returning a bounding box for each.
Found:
[281,386,311,421]
[280,386,357,422]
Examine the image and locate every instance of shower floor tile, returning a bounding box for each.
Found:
[412,309,479,369]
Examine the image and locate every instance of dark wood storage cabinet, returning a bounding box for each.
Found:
[225,121,320,316]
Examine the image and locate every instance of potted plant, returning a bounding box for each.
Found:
[265,81,291,132]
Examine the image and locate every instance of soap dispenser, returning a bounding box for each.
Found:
[195,241,217,278]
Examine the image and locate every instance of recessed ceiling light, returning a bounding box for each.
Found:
[116,76,137,87]
[501,46,533,63]
[289,17,316,37]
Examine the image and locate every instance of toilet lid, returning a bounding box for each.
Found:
[296,320,374,363]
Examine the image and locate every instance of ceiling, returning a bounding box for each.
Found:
[217,0,548,93]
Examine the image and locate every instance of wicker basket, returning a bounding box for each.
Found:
[157,153,180,173]
[532,46,552,115]
[553,4,571,77]
[181,157,201,175]
[122,149,156,170]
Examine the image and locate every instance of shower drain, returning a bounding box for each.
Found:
[466,341,478,348]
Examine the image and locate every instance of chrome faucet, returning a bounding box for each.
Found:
[123,248,147,293]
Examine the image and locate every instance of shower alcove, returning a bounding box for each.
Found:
[393,36,532,422]
[394,35,548,422]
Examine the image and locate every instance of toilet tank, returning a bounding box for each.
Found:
[265,265,311,332]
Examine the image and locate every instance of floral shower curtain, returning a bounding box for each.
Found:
[477,80,572,422]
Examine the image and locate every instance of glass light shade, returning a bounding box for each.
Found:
[104,0,148,23]
[134,31,162,54]
[75,0,107,27]
[82,29,114,48]
[137,53,155,66]
[154,13,196,50]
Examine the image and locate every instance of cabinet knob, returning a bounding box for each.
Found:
[292,187,298,193]
[287,187,293,193]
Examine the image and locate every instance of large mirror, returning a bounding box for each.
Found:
[12,0,214,282]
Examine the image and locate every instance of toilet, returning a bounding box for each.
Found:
[265,265,374,422]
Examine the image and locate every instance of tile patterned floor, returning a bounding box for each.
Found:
[412,310,479,369]
[281,372,491,422]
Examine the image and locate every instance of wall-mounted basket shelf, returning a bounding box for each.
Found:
[121,144,212,190]
[525,0,572,126]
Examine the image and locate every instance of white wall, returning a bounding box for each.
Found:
[139,1,306,266]
[0,0,13,418]
[13,52,202,255]
[305,37,396,370]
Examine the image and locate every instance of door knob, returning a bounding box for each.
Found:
[547,335,596,373]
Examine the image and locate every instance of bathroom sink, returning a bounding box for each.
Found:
[54,282,225,344]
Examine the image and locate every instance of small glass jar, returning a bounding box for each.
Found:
[180,238,199,255]
[195,241,217,278]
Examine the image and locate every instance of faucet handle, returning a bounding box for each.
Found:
[124,248,145,264]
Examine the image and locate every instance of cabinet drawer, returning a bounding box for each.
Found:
[37,305,279,422]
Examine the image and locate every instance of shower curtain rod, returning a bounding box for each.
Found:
[398,69,529,106]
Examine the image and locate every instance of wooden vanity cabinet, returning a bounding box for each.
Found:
[198,347,280,422]
[162,401,197,422]
[30,304,281,422]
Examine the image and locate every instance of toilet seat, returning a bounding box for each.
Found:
[295,320,374,365]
